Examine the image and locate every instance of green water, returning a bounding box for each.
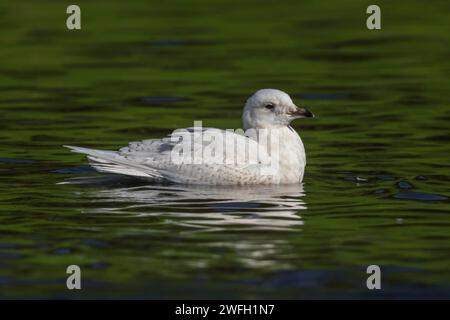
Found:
[0,0,449,298]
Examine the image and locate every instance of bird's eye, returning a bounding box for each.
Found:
[265,104,275,110]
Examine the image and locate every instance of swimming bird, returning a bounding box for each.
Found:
[64,89,314,185]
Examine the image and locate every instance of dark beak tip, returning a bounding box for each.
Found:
[290,107,315,118]
[301,108,314,118]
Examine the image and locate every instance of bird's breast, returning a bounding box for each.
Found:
[275,129,306,183]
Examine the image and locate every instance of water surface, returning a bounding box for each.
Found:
[0,0,449,298]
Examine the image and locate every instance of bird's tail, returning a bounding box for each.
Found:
[63,145,164,179]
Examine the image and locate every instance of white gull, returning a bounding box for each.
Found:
[64,89,314,185]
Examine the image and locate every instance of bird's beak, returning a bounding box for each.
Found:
[289,106,314,118]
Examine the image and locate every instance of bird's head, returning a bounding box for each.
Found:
[242,89,314,130]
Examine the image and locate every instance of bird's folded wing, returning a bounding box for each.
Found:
[118,128,279,184]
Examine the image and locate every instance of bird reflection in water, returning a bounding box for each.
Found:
[62,175,307,232]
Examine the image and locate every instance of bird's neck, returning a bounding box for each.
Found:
[245,126,302,152]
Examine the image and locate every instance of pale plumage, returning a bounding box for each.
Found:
[64,89,314,185]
